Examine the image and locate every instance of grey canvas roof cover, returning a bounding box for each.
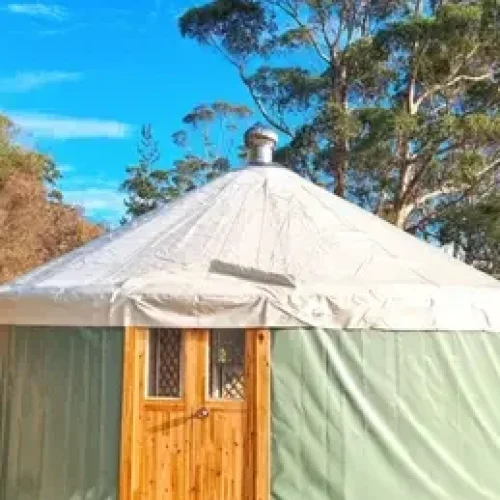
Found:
[1,165,500,330]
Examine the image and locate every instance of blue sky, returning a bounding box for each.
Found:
[0,0,257,224]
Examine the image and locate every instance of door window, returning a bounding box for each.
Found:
[147,328,183,398]
[209,329,246,400]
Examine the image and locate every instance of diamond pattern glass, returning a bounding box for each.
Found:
[148,328,182,398]
[209,329,246,399]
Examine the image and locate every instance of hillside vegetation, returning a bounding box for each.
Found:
[0,116,103,284]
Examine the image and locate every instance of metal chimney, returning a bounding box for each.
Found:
[244,123,278,165]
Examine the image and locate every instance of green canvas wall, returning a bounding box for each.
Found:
[271,328,500,500]
[3,326,500,500]
[0,326,123,500]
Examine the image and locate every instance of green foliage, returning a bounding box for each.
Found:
[248,67,326,116]
[0,115,60,187]
[179,0,274,58]
[121,103,253,220]
[439,194,500,277]
[121,124,165,218]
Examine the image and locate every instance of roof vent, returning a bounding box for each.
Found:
[244,123,278,165]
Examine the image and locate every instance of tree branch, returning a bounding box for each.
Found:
[207,35,294,137]
[402,158,500,229]
[208,35,242,70]
[476,158,500,181]
[270,0,331,63]
[314,2,334,51]
[375,190,388,216]
[415,72,494,109]
[360,0,371,37]
[239,70,294,137]
[332,2,346,51]
[404,194,460,234]
[404,141,460,167]
[413,185,466,206]
[414,43,484,110]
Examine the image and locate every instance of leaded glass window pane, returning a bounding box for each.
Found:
[209,329,246,399]
[148,329,182,398]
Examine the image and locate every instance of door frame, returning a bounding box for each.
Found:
[119,327,270,500]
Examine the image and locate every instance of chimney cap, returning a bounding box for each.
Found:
[244,123,278,165]
[244,122,278,148]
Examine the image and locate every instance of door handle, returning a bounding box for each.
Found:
[194,407,210,419]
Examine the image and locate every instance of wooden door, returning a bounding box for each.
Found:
[120,328,270,500]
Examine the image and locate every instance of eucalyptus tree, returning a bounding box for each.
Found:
[179,0,500,232]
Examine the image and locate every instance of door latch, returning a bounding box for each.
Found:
[194,407,210,419]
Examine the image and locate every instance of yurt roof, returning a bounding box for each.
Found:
[1,126,500,331]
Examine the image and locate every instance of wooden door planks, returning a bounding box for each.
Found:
[119,327,271,500]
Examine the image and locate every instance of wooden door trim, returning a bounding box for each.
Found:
[119,326,146,500]
[247,328,271,500]
[119,327,271,500]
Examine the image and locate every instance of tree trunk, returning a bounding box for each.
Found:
[331,57,349,198]
[332,140,348,197]
[393,0,422,228]
[394,206,408,228]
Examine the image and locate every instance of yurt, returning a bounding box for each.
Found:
[2,124,500,500]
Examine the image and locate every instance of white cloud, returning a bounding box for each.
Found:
[0,71,82,93]
[63,188,125,219]
[60,176,118,190]
[9,112,131,140]
[57,164,74,173]
[6,3,69,20]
